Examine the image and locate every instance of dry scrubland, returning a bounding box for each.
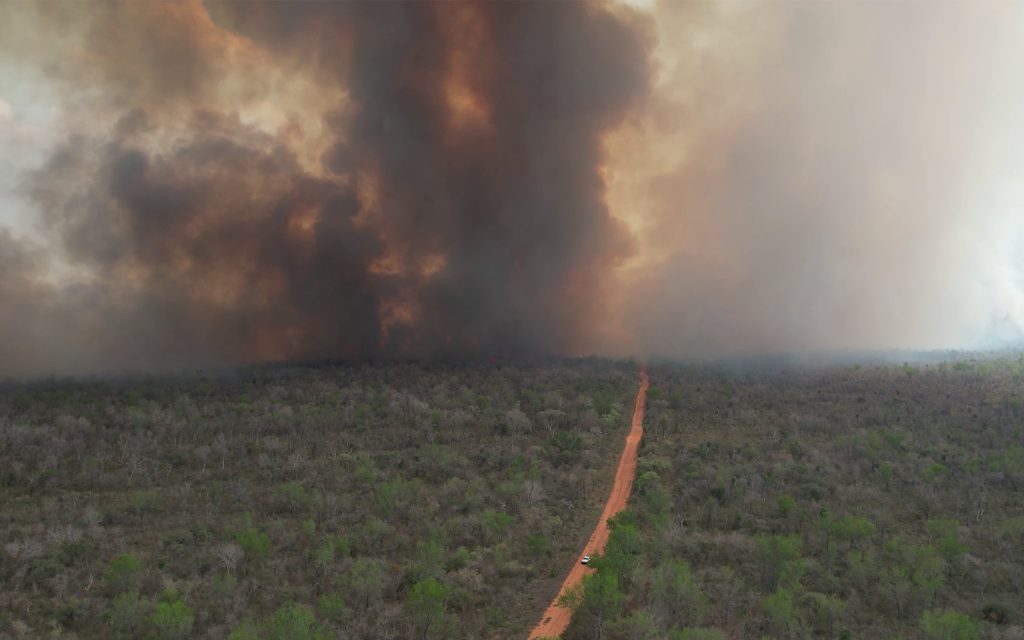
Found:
[564,356,1024,640]
[0,359,640,639]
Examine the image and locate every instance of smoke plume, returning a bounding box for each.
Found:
[2,0,1023,376]
[608,0,1024,359]
[0,0,649,375]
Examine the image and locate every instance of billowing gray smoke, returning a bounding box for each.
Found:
[0,1,649,375]
[4,0,1023,376]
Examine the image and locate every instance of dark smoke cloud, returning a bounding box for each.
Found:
[0,1,650,375]
[11,0,1015,377]
[23,110,385,366]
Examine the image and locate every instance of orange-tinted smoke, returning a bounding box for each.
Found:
[0,0,651,375]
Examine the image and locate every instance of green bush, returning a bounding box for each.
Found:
[106,592,150,639]
[920,609,979,640]
[762,588,796,635]
[212,571,238,599]
[317,593,346,623]
[310,541,335,574]
[447,545,471,571]
[758,534,802,587]
[227,622,261,640]
[778,494,796,516]
[151,599,194,640]
[804,592,846,633]
[56,537,93,566]
[526,534,550,557]
[347,556,388,608]
[266,603,326,640]
[406,578,450,639]
[651,559,705,628]
[26,554,63,586]
[127,490,163,519]
[482,510,513,538]
[275,483,311,513]
[333,535,351,557]
[235,528,271,561]
[104,554,143,593]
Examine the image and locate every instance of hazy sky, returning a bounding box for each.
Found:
[1,0,1023,375]
[606,0,1024,358]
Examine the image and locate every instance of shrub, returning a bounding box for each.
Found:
[310,541,335,574]
[447,546,471,571]
[333,535,351,557]
[235,528,271,561]
[651,559,705,628]
[981,603,1009,624]
[317,593,346,623]
[758,535,802,588]
[832,515,876,548]
[275,483,311,513]
[482,510,513,539]
[104,554,143,593]
[778,494,796,516]
[26,554,63,586]
[56,597,89,630]
[151,599,194,640]
[762,588,796,635]
[266,603,326,640]
[106,592,150,639]
[212,572,238,599]
[347,557,388,608]
[127,490,163,519]
[227,622,261,640]
[406,578,449,639]
[526,534,550,557]
[920,609,979,640]
[804,592,846,633]
[674,629,726,640]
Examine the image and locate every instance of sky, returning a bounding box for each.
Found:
[0,0,1023,376]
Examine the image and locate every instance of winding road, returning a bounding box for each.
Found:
[527,366,649,639]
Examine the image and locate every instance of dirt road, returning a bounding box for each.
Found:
[527,366,649,639]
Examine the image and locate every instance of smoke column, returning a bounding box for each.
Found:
[2,0,1023,376]
[0,0,648,375]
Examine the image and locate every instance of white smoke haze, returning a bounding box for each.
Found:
[607,0,1024,359]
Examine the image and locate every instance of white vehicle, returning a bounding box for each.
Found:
[581,555,592,565]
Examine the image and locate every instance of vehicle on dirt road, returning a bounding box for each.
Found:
[581,555,592,565]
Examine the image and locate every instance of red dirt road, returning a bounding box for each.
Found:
[527,366,649,639]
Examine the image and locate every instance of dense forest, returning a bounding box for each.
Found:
[563,356,1024,640]
[0,359,640,639]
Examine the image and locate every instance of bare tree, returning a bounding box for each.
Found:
[523,479,545,506]
[212,433,230,470]
[216,544,244,575]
